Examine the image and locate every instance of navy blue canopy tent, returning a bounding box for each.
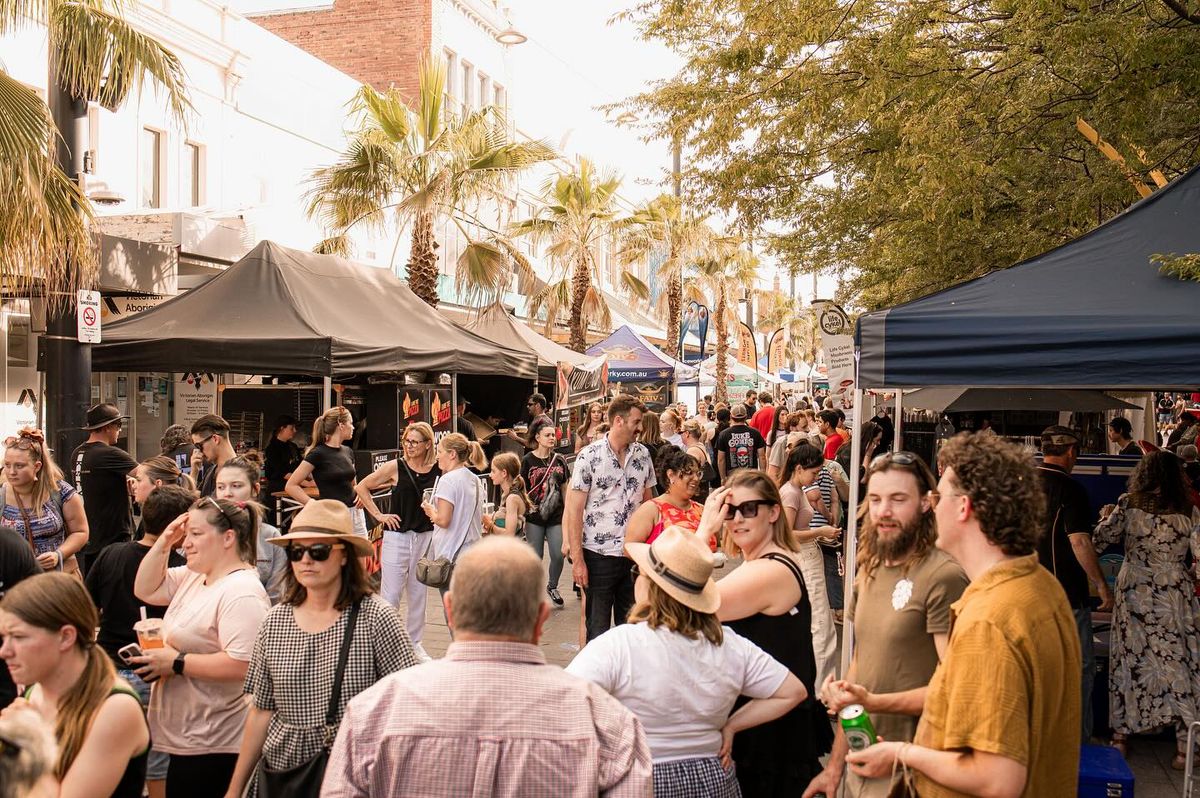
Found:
[857,164,1200,390]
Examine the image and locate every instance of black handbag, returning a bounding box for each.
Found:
[257,600,361,798]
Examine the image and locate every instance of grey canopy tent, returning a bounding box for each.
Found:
[858,162,1200,390]
[903,388,1137,413]
[91,241,538,380]
[464,301,594,381]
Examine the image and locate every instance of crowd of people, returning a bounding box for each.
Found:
[1,389,1198,798]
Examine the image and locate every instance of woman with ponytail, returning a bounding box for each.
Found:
[133,497,270,797]
[482,452,528,537]
[0,572,150,797]
[285,407,365,536]
[422,434,485,600]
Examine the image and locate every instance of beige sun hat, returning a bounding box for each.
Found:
[626,525,721,614]
[267,499,374,557]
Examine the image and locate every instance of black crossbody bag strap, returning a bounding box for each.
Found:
[325,599,361,732]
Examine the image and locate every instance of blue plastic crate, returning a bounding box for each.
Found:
[1079,744,1134,797]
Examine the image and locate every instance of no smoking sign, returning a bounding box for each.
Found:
[77,290,101,343]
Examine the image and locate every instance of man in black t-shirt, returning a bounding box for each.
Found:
[1036,425,1112,742]
[70,404,138,575]
[0,527,39,707]
[714,404,767,482]
[454,397,477,441]
[508,393,552,449]
[263,415,303,495]
[191,414,237,497]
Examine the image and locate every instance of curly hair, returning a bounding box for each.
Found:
[1127,450,1191,514]
[656,447,700,491]
[937,433,1044,556]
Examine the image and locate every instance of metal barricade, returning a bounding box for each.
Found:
[1186,720,1200,798]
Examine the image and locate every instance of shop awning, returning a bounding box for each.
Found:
[91,241,538,379]
[465,302,594,380]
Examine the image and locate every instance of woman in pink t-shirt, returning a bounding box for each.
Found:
[134,496,270,798]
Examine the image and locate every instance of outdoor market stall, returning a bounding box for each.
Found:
[587,324,697,411]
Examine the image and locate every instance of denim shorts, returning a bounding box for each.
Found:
[118,667,170,780]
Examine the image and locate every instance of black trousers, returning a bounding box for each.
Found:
[583,549,635,642]
[166,753,237,798]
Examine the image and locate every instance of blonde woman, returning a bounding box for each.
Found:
[483,452,528,537]
[1,428,89,574]
[355,422,439,659]
[422,433,487,601]
[286,407,365,535]
[0,573,150,797]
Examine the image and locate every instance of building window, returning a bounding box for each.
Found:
[478,73,491,109]
[461,61,474,110]
[181,142,204,206]
[443,48,458,111]
[493,84,506,111]
[140,127,163,208]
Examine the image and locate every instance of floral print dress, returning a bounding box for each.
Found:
[1093,494,1200,738]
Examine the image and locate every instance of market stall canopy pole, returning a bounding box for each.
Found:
[857,164,1200,390]
[903,388,1138,413]
[90,241,538,380]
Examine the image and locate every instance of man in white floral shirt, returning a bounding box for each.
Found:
[565,394,656,642]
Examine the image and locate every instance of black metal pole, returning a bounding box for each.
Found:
[44,80,91,461]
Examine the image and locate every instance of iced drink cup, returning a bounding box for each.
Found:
[134,618,164,650]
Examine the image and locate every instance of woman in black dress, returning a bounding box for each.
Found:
[286,407,363,535]
[695,469,833,796]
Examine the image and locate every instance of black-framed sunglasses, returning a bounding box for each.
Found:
[285,543,339,562]
[402,437,427,446]
[193,433,216,449]
[723,499,778,520]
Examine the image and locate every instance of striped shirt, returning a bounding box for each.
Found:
[322,641,653,798]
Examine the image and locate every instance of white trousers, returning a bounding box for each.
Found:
[380,530,430,643]
[797,541,838,688]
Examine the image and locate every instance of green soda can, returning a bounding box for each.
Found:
[839,704,877,751]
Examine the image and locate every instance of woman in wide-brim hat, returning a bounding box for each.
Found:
[226,499,417,798]
[566,523,807,798]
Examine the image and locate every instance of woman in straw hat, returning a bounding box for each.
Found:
[567,523,806,797]
[225,499,417,798]
[698,471,834,797]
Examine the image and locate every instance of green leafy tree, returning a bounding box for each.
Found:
[618,193,712,348]
[306,53,556,307]
[688,239,758,403]
[511,158,649,351]
[1,0,189,309]
[617,0,1200,310]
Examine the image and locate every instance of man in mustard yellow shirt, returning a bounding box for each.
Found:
[847,432,1081,797]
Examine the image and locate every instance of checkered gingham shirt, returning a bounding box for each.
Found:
[321,641,653,798]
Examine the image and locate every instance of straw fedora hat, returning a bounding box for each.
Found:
[626,526,721,614]
[268,499,373,557]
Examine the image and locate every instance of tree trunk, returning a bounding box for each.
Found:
[568,253,590,352]
[714,288,729,404]
[406,211,440,307]
[666,245,681,356]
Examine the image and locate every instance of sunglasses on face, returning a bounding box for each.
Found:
[285,543,339,562]
[723,499,778,520]
[193,434,216,449]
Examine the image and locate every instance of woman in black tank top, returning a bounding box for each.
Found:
[696,471,833,797]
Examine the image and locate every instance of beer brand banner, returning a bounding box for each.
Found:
[735,321,758,370]
[815,302,856,409]
[556,355,609,409]
[766,328,786,375]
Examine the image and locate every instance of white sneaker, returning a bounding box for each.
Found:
[412,642,433,663]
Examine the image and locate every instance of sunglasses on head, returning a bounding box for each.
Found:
[723,499,777,520]
[285,543,339,562]
[869,450,920,470]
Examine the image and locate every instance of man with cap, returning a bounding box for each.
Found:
[1036,424,1112,742]
[454,396,477,441]
[714,403,767,482]
[70,403,138,575]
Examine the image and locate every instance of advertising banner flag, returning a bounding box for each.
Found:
[556,355,609,409]
[766,328,786,375]
[735,321,759,371]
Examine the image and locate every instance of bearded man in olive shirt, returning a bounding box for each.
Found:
[804,451,967,798]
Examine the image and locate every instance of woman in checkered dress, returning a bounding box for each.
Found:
[224,500,418,798]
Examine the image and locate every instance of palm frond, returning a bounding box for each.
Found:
[49,1,190,122]
[526,278,572,335]
[455,239,510,306]
[313,235,352,256]
[350,84,413,144]
[581,284,612,332]
[618,270,650,303]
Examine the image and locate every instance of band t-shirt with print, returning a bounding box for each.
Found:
[714,424,766,473]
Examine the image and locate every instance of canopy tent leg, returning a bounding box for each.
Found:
[840,387,864,679]
[894,389,903,450]
[451,374,458,434]
[322,377,331,413]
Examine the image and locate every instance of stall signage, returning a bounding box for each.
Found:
[815,302,855,410]
[556,356,609,409]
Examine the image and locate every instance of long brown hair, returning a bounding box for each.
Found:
[0,573,116,778]
[308,406,351,455]
[280,545,373,610]
[139,454,195,491]
[577,402,604,440]
[722,470,799,555]
[3,428,65,510]
[627,578,723,645]
[490,452,529,509]
[857,455,939,579]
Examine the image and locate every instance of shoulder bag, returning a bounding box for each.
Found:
[258,599,361,798]
[416,477,479,589]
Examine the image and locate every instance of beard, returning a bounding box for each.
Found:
[872,515,922,563]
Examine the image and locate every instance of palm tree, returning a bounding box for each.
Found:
[306,53,556,307]
[755,291,820,372]
[510,158,648,352]
[617,193,711,352]
[689,239,759,403]
[1,0,189,310]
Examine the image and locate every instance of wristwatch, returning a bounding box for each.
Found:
[172,653,186,676]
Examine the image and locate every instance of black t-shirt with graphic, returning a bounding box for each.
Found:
[715,424,767,474]
[69,441,138,554]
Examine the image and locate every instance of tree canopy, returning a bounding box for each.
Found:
[619,0,1200,309]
